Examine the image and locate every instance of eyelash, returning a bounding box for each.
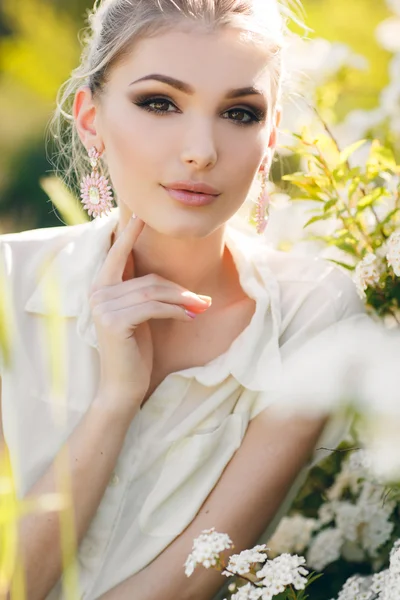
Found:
[132,95,265,126]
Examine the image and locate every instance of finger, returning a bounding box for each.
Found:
[100,301,198,335]
[90,274,212,308]
[92,284,212,315]
[95,215,145,288]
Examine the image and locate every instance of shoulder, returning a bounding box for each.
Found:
[264,248,364,322]
[248,243,366,353]
[0,222,94,327]
[0,222,90,277]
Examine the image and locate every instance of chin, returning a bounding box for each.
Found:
[152,216,220,240]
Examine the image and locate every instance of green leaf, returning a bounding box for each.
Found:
[326,259,355,271]
[323,198,339,213]
[348,177,361,199]
[339,139,367,164]
[356,187,389,211]
[368,141,397,171]
[381,207,400,226]
[304,214,332,228]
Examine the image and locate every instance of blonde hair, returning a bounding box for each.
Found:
[48,0,304,191]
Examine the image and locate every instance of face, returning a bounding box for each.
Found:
[75,26,279,238]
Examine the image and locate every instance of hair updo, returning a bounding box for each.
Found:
[49,0,303,192]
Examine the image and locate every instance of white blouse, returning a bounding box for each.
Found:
[0,208,367,599]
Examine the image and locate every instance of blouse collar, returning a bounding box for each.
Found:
[24,208,283,392]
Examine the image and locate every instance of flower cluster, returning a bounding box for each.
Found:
[185,529,313,600]
[331,540,400,600]
[255,553,309,597]
[268,449,397,574]
[353,252,384,299]
[353,232,400,299]
[222,545,269,576]
[184,528,233,577]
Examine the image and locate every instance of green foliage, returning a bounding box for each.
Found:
[282,123,400,318]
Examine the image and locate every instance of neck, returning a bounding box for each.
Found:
[114,208,236,303]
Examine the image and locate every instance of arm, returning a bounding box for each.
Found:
[0,377,139,600]
[99,408,328,600]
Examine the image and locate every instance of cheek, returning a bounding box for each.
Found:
[222,132,266,186]
[100,103,161,184]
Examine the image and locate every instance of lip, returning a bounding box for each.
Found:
[162,186,218,207]
[163,181,221,195]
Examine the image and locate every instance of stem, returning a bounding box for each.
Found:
[222,568,262,587]
[311,104,348,166]
[289,585,298,600]
[300,122,374,252]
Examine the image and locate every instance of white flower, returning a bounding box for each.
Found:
[307,528,343,571]
[370,569,390,594]
[347,449,373,473]
[267,515,319,555]
[184,528,233,577]
[386,231,400,276]
[318,502,336,524]
[376,572,400,600]
[229,583,264,600]
[256,553,309,593]
[222,545,269,577]
[353,253,382,299]
[334,575,375,600]
[335,502,363,543]
[362,511,394,557]
[323,481,395,560]
[389,540,400,575]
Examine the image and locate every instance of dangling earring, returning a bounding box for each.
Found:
[80,147,114,218]
[253,168,270,235]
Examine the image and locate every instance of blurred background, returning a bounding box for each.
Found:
[0,0,396,234]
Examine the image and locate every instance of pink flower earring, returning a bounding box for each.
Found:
[253,167,270,235]
[80,147,114,218]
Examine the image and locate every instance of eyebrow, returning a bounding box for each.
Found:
[129,73,265,99]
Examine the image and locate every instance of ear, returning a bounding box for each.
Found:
[259,108,282,172]
[267,107,282,150]
[73,86,104,153]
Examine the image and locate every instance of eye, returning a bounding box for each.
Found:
[134,96,179,115]
[222,107,264,126]
[132,94,265,125]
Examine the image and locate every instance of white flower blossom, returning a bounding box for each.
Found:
[318,502,336,525]
[334,575,375,600]
[229,583,265,600]
[347,449,373,473]
[222,545,269,577]
[370,569,390,594]
[319,481,396,562]
[184,528,233,577]
[256,553,309,594]
[267,515,319,555]
[353,253,382,298]
[386,231,400,276]
[307,528,343,571]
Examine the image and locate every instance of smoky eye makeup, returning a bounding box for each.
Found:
[129,91,268,124]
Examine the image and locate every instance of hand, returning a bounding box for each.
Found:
[89,216,212,412]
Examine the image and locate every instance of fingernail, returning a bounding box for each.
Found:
[198,295,212,304]
[131,213,137,220]
[185,310,197,319]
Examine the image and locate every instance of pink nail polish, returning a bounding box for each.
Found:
[185,310,197,319]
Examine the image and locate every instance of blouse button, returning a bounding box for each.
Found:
[109,473,120,487]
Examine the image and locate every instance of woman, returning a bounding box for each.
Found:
[0,1,367,599]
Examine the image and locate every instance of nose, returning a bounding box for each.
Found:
[180,118,218,170]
